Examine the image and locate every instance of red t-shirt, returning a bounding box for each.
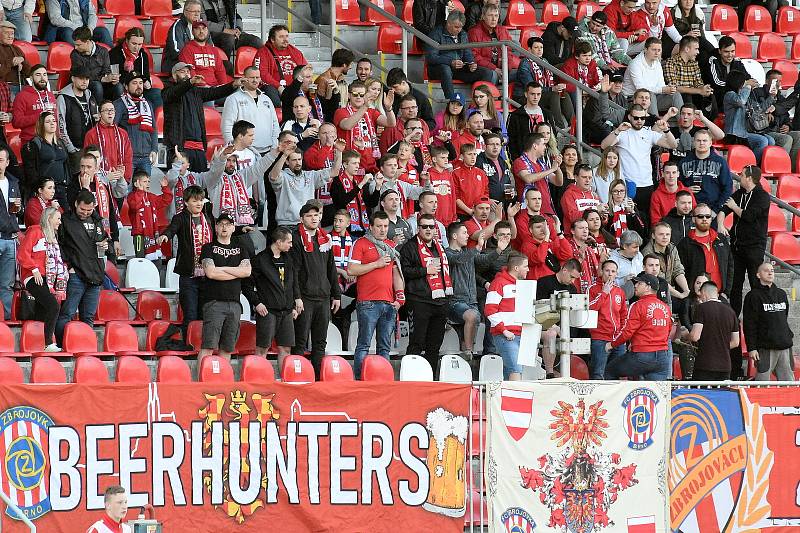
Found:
[349,238,396,302]
[464,217,489,248]
[453,165,490,214]
[427,167,457,225]
[334,107,381,172]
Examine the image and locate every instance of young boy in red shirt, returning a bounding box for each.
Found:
[453,143,490,219]
[427,145,457,226]
[128,171,173,259]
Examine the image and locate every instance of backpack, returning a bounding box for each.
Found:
[745,97,770,133]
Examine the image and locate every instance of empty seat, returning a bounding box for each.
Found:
[116,355,152,383]
[240,355,275,382]
[281,355,315,382]
[761,145,793,176]
[743,4,773,33]
[199,355,235,382]
[361,355,395,381]
[14,40,41,69]
[124,258,161,290]
[136,290,171,322]
[0,322,29,357]
[157,355,193,382]
[105,0,135,14]
[777,174,800,204]
[541,0,568,24]
[145,320,196,356]
[570,355,590,380]
[777,5,800,34]
[235,321,256,355]
[104,321,156,356]
[46,42,74,73]
[772,60,799,89]
[518,27,542,48]
[575,1,600,20]
[165,257,180,290]
[97,289,143,324]
[365,0,398,24]
[399,354,434,381]
[30,357,67,383]
[74,355,110,383]
[325,322,344,353]
[63,321,115,357]
[478,354,503,381]
[710,4,739,32]
[768,204,787,234]
[726,145,757,173]
[150,16,176,48]
[335,0,374,25]
[204,107,223,137]
[113,15,144,42]
[141,0,172,16]
[770,232,800,264]
[0,358,23,383]
[438,354,472,383]
[756,32,787,62]
[504,0,536,27]
[728,32,753,59]
[320,355,354,381]
[234,45,258,76]
[186,320,204,351]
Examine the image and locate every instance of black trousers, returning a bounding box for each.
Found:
[407,300,448,374]
[730,245,764,316]
[692,369,730,381]
[26,278,59,345]
[634,184,655,230]
[292,298,331,377]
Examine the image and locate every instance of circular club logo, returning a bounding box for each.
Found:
[0,406,54,521]
[501,507,537,532]
[622,388,659,450]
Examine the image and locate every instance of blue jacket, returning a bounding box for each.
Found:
[425,26,475,66]
[678,151,732,213]
[723,85,751,139]
[113,98,159,159]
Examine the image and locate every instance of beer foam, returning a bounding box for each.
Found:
[426,408,469,461]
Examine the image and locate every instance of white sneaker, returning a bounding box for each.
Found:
[43,344,62,353]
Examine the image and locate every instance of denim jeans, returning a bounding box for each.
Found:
[133,156,152,177]
[493,334,521,379]
[44,25,112,46]
[606,349,672,380]
[590,339,625,379]
[55,275,101,343]
[353,300,396,379]
[746,132,775,164]
[4,7,31,41]
[0,239,15,319]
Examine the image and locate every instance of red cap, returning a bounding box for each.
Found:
[192,20,208,28]
[473,196,491,208]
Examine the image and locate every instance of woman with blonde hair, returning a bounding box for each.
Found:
[364,77,387,117]
[17,207,68,352]
[593,146,622,204]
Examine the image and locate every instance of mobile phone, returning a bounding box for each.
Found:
[771,79,778,92]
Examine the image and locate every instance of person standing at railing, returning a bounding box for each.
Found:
[425,11,495,101]
[515,37,573,130]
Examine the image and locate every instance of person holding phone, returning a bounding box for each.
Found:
[750,69,800,171]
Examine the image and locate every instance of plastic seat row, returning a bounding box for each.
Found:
[711,4,800,35]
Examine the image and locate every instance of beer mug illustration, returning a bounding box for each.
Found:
[423,408,468,517]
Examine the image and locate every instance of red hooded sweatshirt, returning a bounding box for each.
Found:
[561,56,601,94]
[560,184,601,232]
[513,210,558,251]
[650,181,695,225]
[12,86,57,143]
[603,0,641,41]
[588,281,628,341]
[485,268,523,336]
[255,43,307,88]
[520,235,573,280]
[612,292,672,351]
[179,40,229,86]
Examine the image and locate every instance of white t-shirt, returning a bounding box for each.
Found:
[0,178,8,207]
[615,127,664,188]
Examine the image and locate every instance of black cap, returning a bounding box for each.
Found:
[299,199,322,217]
[561,16,578,33]
[591,11,608,24]
[609,73,624,83]
[121,70,145,85]
[632,273,659,292]
[70,65,91,78]
[215,212,235,224]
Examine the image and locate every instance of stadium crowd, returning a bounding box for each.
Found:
[0,0,795,382]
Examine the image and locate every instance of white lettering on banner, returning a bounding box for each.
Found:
[151,422,186,506]
[191,420,224,505]
[119,423,149,509]
[298,422,328,504]
[331,422,359,504]
[228,422,263,505]
[48,426,81,511]
[361,422,394,505]
[399,423,430,506]
[86,425,115,510]
[266,421,299,503]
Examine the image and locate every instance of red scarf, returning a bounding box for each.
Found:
[122,41,137,72]
[339,171,370,231]
[298,224,332,252]
[121,92,153,133]
[219,172,253,225]
[129,190,159,253]
[95,123,126,175]
[191,214,211,277]
[93,176,112,236]
[174,173,197,214]
[345,105,380,158]
[570,238,600,293]
[416,236,452,299]
[413,141,433,169]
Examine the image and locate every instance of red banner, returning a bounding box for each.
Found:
[0,382,470,532]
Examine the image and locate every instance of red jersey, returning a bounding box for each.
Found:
[561,56,602,94]
[560,184,601,233]
[603,0,641,40]
[630,6,677,40]
[520,235,573,280]
[427,166,457,225]
[179,41,229,86]
[513,209,558,251]
[464,217,489,248]
[453,165,489,215]
[451,130,485,156]
[612,293,672,352]
[349,237,396,302]
[588,281,628,341]
[84,123,134,182]
[690,229,723,289]
[12,86,57,143]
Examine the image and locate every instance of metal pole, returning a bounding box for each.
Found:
[501,44,508,124]
[557,292,571,378]
[261,0,268,40]
[401,28,408,75]
[330,0,337,51]
[575,86,583,158]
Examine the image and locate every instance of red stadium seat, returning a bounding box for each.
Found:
[74,355,110,383]
[199,355,235,382]
[205,136,226,160]
[240,355,275,382]
[0,358,23,383]
[576,1,601,20]
[14,40,41,69]
[772,60,799,88]
[335,0,373,25]
[320,355,354,381]
[235,321,256,355]
[728,32,753,59]
[136,290,171,322]
[31,357,67,383]
[710,4,739,33]
[401,0,413,23]
[518,27,542,48]
[146,320,196,356]
[7,134,21,163]
[113,16,144,42]
[104,321,156,356]
[768,204,788,233]
[505,0,536,27]
[361,355,395,381]
[97,289,145,324]
[234,46,258,76]
[186,320,204,351]
[141,0,172,17]
[777,174,800,204]
[761,145,793,175]
[756,32,787,62]
[204,107,222,137]
[155,107,164,135]
[726,145,756,173]
[770,231,800,263]
[0,322,27,356]
[105,0,136,15]
[116,355,152,383]
[21,321,73,357]
[157,355,193,382]
[541,0,568,24]
[105,259,121,288]
[570,355,590,380]
[366,0,397,24]
[149,16,176,48]
[792,35,800,62]
[777,6,800,34]
[743,5,773,33]
[46,42,74,73]
[281,354,315,382]
[63,321,115,357]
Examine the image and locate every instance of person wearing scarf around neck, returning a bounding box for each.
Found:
[113,71,158,176]
[25,177,61,228]
[165,146,206,219]
[109,27,162,109]
[69,152,122,256]
[127,171,173,260]
[17,207,68,352]
[83,101,134,184]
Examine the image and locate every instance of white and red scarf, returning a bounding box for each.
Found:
[130,189,159,253]
[300,89,325,121]
[416,236,452,299]
[174,173,197,214]
[570,238,600,294]
[93,176,113,236]
[191,214,211,277]
[122,42,138,72]
[95,123,126,174]
[611,203,628,244]
[45,241,68,301]
[346,105,380,158]
[120,92,153,133]
[524,58,554,87]
[299,224,332,253]
[339,171,370,230]
[219,172,254,225]
[331,231,352,268]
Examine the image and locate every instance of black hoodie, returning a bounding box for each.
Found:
[243,248,300,313]
[721,184,770,249]
[743,281,793,351]
[662,207,694,245]
[289,227,341,302]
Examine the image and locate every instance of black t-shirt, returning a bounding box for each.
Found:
[536,274,578,300]
[694,299,739,372]
[200,238,251,302]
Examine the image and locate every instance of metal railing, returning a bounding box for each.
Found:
[0,489,36,532]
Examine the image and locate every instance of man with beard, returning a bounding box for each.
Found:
[163,0,207,74]
[663,190,695,244]
[179,20,229,87]
[677,203,733,297]
[380,94,434,155]
[355,58,374,83]
[83,101,134,184]
[507,82,554,161]
[335,80,396,174]
[271,134,344,227]
[113,72,158,176]
[163,62,240,171]
[256,24,307,106]
[12,64,57,144]
[452,110,486,156]
[57,65,98,173]
[476,133,513,203]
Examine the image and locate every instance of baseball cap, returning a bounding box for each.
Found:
[70,64,91,78]
[121,70,145,85]
[171,62,194,75]
[299,199,323,217]
[0,21,16,30]
[215,212,235,224]
[449,93,465,105]
[192,20,208,29]
[473,196,491,208]
[561,16,578,34]
[632,273,659,292]
[609,73,624,83]
[590,11,608,24]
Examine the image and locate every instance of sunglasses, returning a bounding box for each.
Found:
[630,115,647,121]
[419,224,436,229]
[694,214,712,219]
[350,92,366,97]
